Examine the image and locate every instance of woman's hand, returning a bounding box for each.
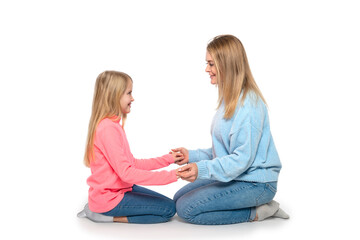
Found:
[171,147,189,165]
[177,163,198,182]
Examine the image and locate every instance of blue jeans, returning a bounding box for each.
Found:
[174,180,277,225]
[103,185,176,224]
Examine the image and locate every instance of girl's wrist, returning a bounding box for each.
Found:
[164,153,175,163]
[170,169,178,181]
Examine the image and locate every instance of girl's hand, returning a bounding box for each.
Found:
[171,147,189,165]
[176,163,198,182]
[171,151,184,163]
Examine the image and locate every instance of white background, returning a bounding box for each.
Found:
[1,0,359,239]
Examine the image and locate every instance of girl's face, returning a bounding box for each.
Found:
[205,51,217,85]
[120,80,134,114]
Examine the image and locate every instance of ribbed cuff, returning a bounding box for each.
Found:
[195,161,209,179]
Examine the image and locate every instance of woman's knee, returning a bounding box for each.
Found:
[174,180,215,203]
[173,183,192,202]
[173,191,181,203]
[175,196,195,222]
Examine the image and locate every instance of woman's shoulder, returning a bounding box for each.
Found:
[244,91,266,107]
[230,92,267,132]
[237,92,266,115]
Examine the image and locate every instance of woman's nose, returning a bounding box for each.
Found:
[205,64,210,72]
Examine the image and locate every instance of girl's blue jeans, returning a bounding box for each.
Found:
[174,180,277,225]
[103,185,176,224]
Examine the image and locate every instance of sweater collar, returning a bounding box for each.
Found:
[109,115,121,123]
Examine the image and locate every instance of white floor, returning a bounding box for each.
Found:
[76,215,290,240]
[4,193,358,240]
[1,1,360,240]
[73,194,354,240]
[74,207,352,240]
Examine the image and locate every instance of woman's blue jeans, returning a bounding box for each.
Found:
[103,185,176,224]
[174,180,277,225]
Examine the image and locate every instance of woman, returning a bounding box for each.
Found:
[173,35,289,225]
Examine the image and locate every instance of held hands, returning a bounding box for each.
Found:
[170,147,196,182]
[176,163,198,182]
[170,151,185,163]
[170,147,189,165]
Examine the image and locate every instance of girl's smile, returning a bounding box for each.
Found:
[120,81,134,114]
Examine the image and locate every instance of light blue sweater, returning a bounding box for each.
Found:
[189,92,281,183]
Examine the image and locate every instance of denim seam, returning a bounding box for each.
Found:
[255,183,277,206]
[127,215,169,224]
[255,185,267,206]
[112,205,174,216]
[266,183,277,194]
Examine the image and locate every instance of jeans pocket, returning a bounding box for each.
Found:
[256,182,277,206]
[266,182,277,194]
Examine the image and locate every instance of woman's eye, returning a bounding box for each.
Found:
[206,62,214,67]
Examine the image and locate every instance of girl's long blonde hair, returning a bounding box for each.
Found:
[84,71,132,167]
[207,35,266,119]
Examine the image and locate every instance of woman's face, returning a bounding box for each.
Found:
[205,51,217,85]
[120,80,134,114]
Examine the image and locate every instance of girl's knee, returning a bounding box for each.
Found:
[163,199,176,220]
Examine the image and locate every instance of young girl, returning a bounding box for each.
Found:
[77,71,183,224]
[173,35,289,225]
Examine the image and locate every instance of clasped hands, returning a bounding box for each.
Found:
[170,147,198,182]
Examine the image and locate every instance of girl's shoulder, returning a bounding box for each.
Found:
[97,117,122,133]
[95,117,125,145]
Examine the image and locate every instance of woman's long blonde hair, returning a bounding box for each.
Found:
[207,35,266,119]
[84,71,132,167]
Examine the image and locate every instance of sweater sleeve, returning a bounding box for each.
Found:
[188,148,213,163]
[196,122,262,182]
[97,123,177,185]
[133,154,175,170]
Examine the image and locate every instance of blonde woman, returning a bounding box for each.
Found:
[173,35,289,225]
[77,71,183,223]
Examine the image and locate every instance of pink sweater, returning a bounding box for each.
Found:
[87,117,177,213]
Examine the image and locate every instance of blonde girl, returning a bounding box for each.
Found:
[173,35,289,225]
[78,71,183,223]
